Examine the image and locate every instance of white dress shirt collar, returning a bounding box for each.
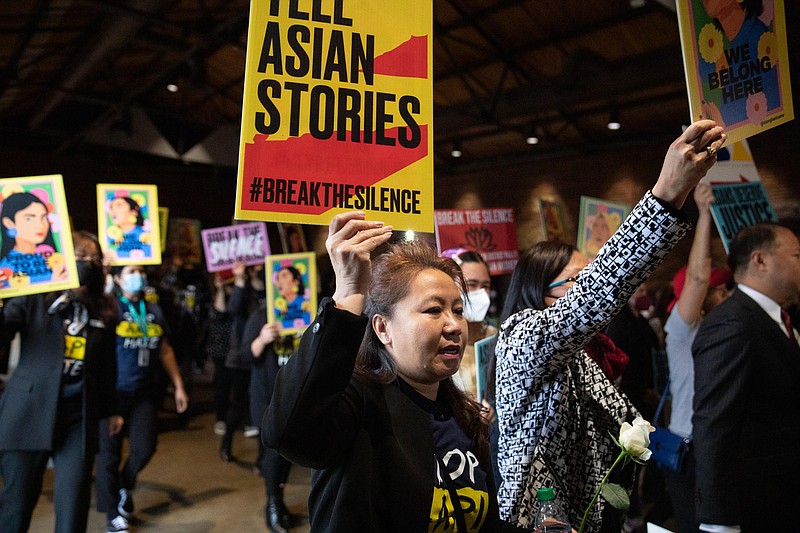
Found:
[737,283,793,338]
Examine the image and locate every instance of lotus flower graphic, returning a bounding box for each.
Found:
[460,227,496,253]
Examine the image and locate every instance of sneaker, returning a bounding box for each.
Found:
[243,425,259,438]
[107,515,129,533]
[214,420,226,436]
[117,488,134,518]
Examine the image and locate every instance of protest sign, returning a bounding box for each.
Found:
[158,206,169,250]
[434,208,519,275]
[278,222,307,253]
[266,252,317,335]
[97,184,161,266]
[676,0,793,144]
[0,174,78,297]
[235,0,434,231]
[475,334,496,404]
[201,222,270,272]
[710,181,778,252]
[578,196,629,260]
[166,217,202,265]
[703,138,762,184]
[538,198,566,242]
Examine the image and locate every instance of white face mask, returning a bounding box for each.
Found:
[463,289,491,323]
[120,272,144,295]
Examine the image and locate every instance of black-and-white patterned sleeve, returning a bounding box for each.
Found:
[498,190,690,379]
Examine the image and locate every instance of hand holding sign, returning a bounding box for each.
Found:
[326,212,393,316]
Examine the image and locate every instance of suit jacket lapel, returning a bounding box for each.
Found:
[732,289,800,374]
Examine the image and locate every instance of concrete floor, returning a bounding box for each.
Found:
[28,376,312,533]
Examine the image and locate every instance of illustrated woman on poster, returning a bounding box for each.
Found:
[107,193,151,259]
[0,190,67,286]
[274,265,310,328]
[585,211,620,258]
[697,0,779,127]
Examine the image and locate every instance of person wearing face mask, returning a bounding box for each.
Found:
[496,120,726,532]
[440,249,495,399]
[94,264,188,533]
[0,230,120,533]
[440,248,501,500]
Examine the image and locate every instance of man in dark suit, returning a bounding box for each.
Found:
[692,223,800,533]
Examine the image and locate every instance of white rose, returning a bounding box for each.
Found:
[618,417,655,460]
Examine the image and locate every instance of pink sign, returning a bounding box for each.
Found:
[201,222,270,272]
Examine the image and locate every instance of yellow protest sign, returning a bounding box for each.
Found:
[677,0,793,144]
[235,0,433,231]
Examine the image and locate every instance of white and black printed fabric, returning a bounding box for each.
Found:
[495,191,690,532]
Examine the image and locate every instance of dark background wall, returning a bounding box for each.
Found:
[1,118,798,293]
[436,119,800,287]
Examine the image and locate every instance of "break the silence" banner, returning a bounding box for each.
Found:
[235,0,433,231]
[434,208,520,276]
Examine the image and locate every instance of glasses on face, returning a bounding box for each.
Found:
[547,276,579,289]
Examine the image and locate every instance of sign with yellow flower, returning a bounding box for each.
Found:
[0,174,79,298]
[266,252,317,335]
[677,0,793,144]
[96,183,162,266]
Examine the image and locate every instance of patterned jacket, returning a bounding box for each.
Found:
[496,191,689,531]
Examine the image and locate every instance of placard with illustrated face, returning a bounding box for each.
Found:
[538,198,566,243]
[266,252,317,335]
[97,184,161,266]
[676,0,793,144]
[0,174,79,297]
[577,196,630,260]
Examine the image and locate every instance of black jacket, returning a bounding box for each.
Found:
[264,298,500,532]
[692,288,800,529]
[0,293,117,457]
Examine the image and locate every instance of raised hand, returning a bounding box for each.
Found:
[326,211,392,315]
[652,120,726,209]
[693,181,716,213]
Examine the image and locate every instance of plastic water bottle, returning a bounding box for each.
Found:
[533,487,572,533]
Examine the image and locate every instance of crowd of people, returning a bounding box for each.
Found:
[1,117,798,533]
[0,236,297,533]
